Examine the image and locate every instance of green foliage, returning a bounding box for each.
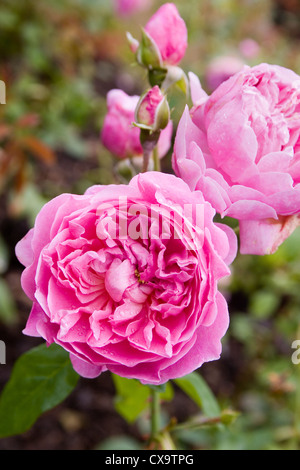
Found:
[96,435,143,450]
[112,374,174,424]
[0,343,79,438]
[0,277,17,326]
[175,372,221,418]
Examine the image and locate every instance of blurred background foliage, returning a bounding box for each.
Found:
[1,0,300,450]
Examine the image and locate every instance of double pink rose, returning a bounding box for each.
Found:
[101,89,173,160]
[173,63,300,255]
[16,172,236,384]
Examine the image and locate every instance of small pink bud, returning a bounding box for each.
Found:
[135,86,170,131]
[101,89,172,160]
[126,32,139,54]
[144,3,188,66]
[239,38,260,59]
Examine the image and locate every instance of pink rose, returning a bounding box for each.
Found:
[113,0,151,17]
[15,172,236,385]
[173,64,300,255]
[101,89,173,160]
[239,38,260,59]
[205,56,245,91]
[144,3,188,66]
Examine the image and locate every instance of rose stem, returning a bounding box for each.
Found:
[150,387,161,443]
[153,145,161,172]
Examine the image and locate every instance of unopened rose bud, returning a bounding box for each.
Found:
[239,38,260,59]
[101,88,172,163]
[129,4,188,90]
[135,86,170,132]
[144,3,188,67]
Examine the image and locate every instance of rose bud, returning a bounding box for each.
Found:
[128,3,188,88]
[239,38,260,59]
[101,89,172,161]
[144,3,188,67]
[134,86,170,132]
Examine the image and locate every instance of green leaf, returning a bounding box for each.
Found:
[112,375,175,424]
[96,435,142,450]
[0,343,79,437]
[174,372,221,418]
[112,375,151,424]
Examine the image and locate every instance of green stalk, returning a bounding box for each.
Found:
[153,146,161,172]
[150,388,161,443]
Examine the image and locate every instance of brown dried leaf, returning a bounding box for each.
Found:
[21,135,56,164]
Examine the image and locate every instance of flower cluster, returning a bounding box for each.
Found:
[16,3,300,386]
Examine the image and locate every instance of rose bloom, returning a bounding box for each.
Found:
[173,64,300,255]
[113,0,151,16]
[101,89,173,160]
[16,172,236,384]
[144,3,188,66]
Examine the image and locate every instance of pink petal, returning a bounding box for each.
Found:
[70,354,105,378]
